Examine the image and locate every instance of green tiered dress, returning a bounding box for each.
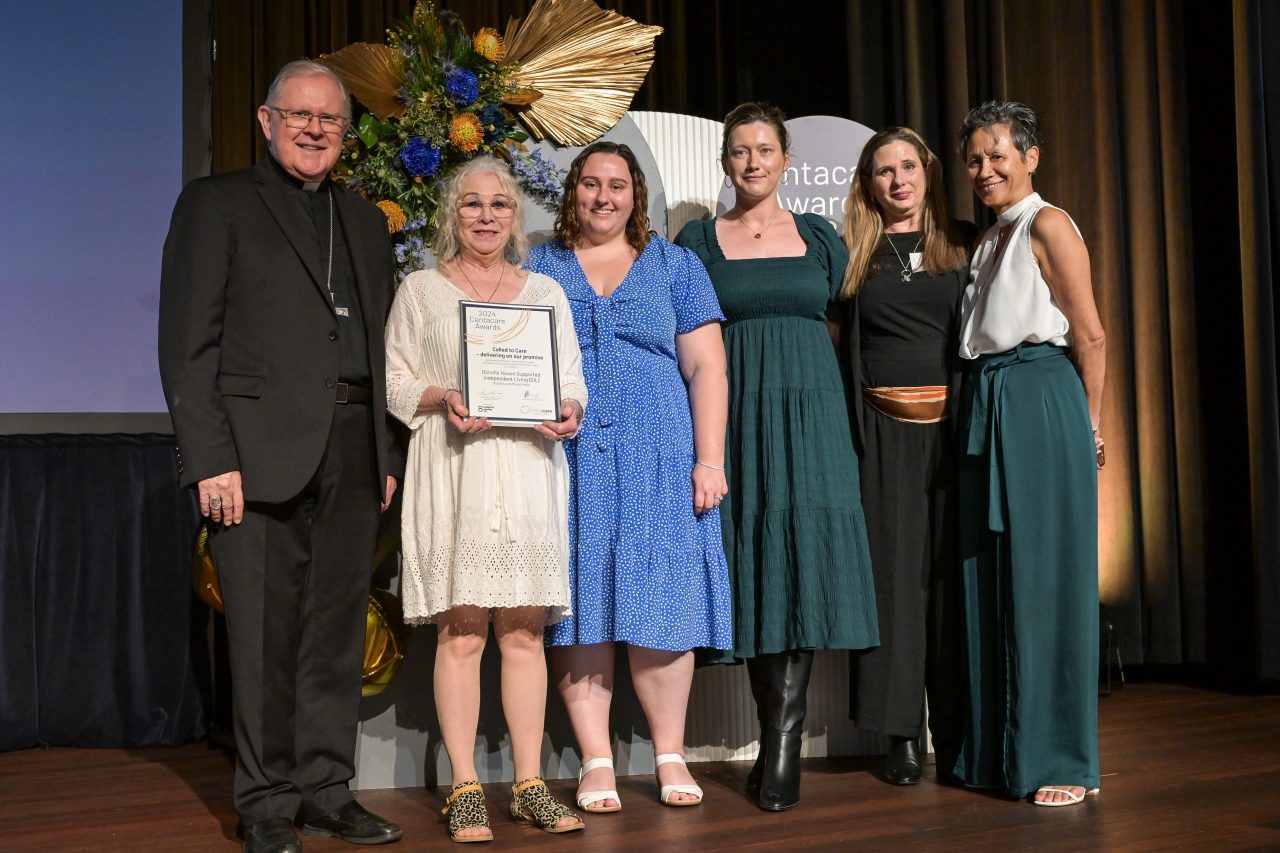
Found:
[676,213,879,660]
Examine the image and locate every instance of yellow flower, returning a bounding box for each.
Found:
[375,199,407,234]
[473,28,505,62]
[449,113,484,152]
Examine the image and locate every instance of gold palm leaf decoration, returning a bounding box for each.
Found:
[502,0,663,145]
[317,43,406,121]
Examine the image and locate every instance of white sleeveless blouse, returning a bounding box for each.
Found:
[958,192,1077,359]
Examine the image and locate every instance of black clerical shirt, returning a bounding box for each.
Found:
[266,156,371,385]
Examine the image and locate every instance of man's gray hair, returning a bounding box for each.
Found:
[958,100,1041,158]
[265,59,351,116]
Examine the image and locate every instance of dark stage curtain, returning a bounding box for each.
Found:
[841,0,1280,686]
[0,435,205,749]
[202,0,1280,686]
[1231,0,1280,683]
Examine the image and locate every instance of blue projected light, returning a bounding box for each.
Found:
[0,2,182,413]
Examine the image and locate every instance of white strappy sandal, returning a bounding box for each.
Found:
[1032,786,1100,807]
[655,753,704,807]
[576,756,622,813]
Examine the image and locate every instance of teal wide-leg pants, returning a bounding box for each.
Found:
[953,343,1100,798]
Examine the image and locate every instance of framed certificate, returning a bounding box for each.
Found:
[459,301,561,427]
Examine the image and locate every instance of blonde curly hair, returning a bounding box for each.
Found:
[432,157,529,265]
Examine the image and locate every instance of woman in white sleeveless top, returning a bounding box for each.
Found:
[952,101,1106,807]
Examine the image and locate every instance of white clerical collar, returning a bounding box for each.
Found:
[302,181,322,192]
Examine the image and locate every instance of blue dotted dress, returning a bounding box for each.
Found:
[527,237,733,652]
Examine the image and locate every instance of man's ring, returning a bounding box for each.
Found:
[209,496,222,509]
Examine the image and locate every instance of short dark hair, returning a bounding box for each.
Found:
[958,100,1040,158]
[553,141,651,254]
[721,101,790,167]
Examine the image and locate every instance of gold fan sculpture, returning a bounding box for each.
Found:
[318,42,406,122]
[501,0,663,145]
[191,525,409,696]
[320,0,661,146]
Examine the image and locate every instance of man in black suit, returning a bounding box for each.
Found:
[159,60,403,853]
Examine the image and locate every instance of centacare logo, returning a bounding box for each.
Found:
[717,115,876,230]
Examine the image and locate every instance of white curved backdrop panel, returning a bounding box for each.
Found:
[627,111,725,238]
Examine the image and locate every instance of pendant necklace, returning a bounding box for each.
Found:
[886,232,923,281]
[736,206,781,239]
[323,189,350,316]
[458,259,506,302]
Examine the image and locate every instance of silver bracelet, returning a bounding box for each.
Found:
[695,461,724,472]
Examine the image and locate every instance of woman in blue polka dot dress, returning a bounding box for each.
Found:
[527,141,732,812]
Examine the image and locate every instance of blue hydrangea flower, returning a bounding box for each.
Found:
[444,69,479,106]
[399,138,441,177]
[477,103,507,144]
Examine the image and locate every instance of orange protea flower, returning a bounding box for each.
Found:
[473,28,505,62]
[375,199,407,234]
[449,113,484,152]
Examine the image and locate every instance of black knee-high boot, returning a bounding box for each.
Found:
[744,655,772,792]
[757,649,814,811]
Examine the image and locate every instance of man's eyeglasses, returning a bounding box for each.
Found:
[457,199,515,220]
[266,105,349,133]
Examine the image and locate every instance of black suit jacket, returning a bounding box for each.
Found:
[159,158,400,504]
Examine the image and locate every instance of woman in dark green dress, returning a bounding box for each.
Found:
[676,102,878,812]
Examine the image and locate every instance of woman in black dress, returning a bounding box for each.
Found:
[839,127,972,785]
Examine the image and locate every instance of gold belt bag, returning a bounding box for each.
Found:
[862,385,949,424]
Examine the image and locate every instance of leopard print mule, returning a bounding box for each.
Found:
[510,777,584,833]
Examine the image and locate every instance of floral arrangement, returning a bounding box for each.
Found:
[320,0,661,281]
[321,3,565,280]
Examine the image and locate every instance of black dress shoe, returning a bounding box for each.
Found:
[243,817,302,853]
[302,801,403,845]
[884,736,922,786]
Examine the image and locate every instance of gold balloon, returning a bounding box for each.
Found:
[192,523,224,612]
[193,526,410,696]
[363,586,410,697]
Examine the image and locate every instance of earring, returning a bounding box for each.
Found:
[724,175,732,188]
[782,171,790,186]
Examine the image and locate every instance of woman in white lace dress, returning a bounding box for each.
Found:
[384,158,588,841]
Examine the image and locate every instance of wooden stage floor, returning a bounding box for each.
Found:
[2,683,1278,851]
